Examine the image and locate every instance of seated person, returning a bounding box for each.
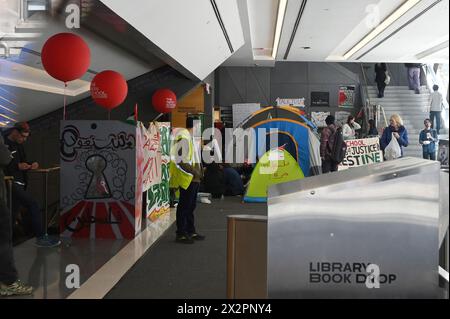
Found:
[2,122,60,248]
[202,162,225,199]
[223,165,244,196]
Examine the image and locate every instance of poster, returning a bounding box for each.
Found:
[232,103,260,128]
[311,112,330,128]
[141,122,162,192]
[310,92,329,106]
[60,121,143,239]
[335,111,351,127]
[276,97,305,108]
[339,138,383,170]
[338,85,356,108]
[147,122,171,223]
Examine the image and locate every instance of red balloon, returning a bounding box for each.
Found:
[152,89,177,113]
[41,33,90,82]
[90,70,128,110]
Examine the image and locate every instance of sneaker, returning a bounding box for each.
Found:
[190,233,206,241]
[0,280,33,297]
[175,235,194,244]
[35,236,61,248]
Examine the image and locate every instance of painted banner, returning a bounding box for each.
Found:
[60,121,143,239]
[141,122,162,192]
[339,137,383,170]
[276,97,305,107]
[311,112,330,128]
[335,111,351,127]
[338,85,356,108]
[147,122,171,223]
[232,103,260,128]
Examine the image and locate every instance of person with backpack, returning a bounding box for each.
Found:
[380,114,409,157]
[320,115,347,173]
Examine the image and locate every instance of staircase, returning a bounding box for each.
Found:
[367,85,431,158]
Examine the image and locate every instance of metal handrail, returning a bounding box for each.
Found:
[360,64,388,134]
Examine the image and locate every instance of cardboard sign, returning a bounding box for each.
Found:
[146,122,171,223]
[141,122,162,192]
[60,121,143,239]
[340,138,383,170]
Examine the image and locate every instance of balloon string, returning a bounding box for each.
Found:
[63,82,67,120]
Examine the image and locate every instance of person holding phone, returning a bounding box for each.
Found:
[419,118,438,160]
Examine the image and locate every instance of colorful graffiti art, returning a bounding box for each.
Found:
[141,122,162,192]
[60,121,143,239]
[147,122,171,223]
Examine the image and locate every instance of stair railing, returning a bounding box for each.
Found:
[360,64,388,135]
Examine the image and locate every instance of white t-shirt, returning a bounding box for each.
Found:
[342,122,361,140]
[430,91,443,112]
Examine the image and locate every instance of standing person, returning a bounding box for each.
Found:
[428,84,444,135]
[419,118,438,160]
[320,115,339,173]
[368,119,379,137]
[0,134,33,296]
[404,63,422,94]
[380,114,409,157]
[342,115,361,140]
[375,63,388,98]
[169,117,205,244]
[2,122,60,248]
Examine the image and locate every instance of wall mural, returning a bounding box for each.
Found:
[140,122,162,192]
[60,121,143,239]
[146,122,171,224]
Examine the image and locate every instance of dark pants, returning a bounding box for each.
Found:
[176,182,199,236]
[430,111,441,134]
[0,201,18,284]
[12,184,43,238]
[376,81,386,97]
[322,159,339,174]
[423,150,436,161]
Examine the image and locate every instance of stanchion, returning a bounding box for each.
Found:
[4,176,14,238]
[29,167,61,236]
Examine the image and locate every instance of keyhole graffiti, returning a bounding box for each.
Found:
[85,154,112,199]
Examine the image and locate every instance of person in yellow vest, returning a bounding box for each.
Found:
[169,117,204,244]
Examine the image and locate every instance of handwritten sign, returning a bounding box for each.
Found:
[147,122,171,223]
[276,97,305,107]
[141,123,162,192]
[311,112,330,128]
[339,138,383,170]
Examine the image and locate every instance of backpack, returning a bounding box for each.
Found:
[328,127,347,163]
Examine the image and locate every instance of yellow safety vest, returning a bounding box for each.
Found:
[169,128,194,190]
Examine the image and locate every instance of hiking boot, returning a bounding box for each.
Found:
[190,233,206,241]
[0,280,33,297]
[175,235,194,244]
[35,235,61,248]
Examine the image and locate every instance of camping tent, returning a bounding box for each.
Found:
[230,106,321,176]
[238,106,316,131]
[244,148,304,202]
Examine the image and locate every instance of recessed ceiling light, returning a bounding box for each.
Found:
[343,0,421,59]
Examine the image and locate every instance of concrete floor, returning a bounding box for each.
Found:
[105,196,266,299]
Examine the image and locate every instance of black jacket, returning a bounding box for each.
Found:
[2,134,30,185]
[375,63,387,83]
